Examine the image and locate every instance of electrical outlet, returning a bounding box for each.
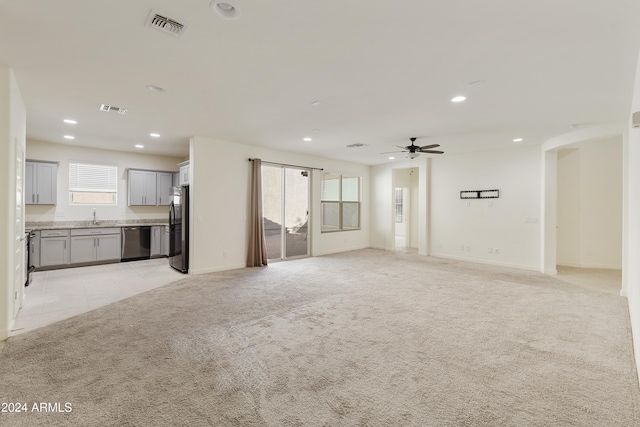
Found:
[488,248,493,253]
[465,245,471,252]
[488,201,493,207]
[222,250,228,258]
[461,244,465,251]
[466,201,471,207]
[438,243,443,249]
[495,248,500,255]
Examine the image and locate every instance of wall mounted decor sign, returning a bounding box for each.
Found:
[460,189,500,199]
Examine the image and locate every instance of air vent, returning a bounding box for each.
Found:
[346,143,367,148]
[99,104,128,115]
[146,10,188,38]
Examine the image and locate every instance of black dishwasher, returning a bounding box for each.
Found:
[121,226,151,261]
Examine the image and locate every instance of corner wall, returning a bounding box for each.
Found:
[626,48,640,383]
[0,65,26,340]
[189,136,370,275]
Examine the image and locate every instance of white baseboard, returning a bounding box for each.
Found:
[191,263,246,275]
[429,252,540,272]
[557,260,622,270]
[314,245,370,257]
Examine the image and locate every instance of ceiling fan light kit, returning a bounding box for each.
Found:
[381,137,445,158]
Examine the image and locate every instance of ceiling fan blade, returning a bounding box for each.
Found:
[418,144,440,150]
[393,145,408,149]
[380,150,406,154]
[420,150,444,154]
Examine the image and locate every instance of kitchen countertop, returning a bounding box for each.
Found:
[26,220,169,231]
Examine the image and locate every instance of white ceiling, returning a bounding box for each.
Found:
[1,0,639,165]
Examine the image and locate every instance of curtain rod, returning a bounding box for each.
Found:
[248,158,323,171]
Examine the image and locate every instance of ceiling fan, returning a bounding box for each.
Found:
[382,137,444,159]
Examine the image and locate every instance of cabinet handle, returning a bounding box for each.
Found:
[32,194,34,203]
[37,194,39,204]
[64,240,66,249]
[97,238,99,247]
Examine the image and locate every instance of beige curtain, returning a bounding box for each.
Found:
[247,159,268,267]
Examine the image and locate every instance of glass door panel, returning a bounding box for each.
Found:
[262,165,309,261]
[285,168,309,258]
[261,165,282,260]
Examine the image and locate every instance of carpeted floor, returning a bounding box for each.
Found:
[0,249,638,426]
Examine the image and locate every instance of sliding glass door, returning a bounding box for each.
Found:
[262,164,310,261]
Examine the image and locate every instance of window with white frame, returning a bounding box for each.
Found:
[69,161,118,205]
[321,172,360,232]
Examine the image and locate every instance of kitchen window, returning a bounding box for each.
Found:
[69,161,118,205]
[321,172,360,232]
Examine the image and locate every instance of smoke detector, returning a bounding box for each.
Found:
[146,10,188,38]
[99,104,128,114]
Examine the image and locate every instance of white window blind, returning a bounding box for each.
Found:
[69,162,117,193]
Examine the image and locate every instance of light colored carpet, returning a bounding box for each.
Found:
[0,249,638,426]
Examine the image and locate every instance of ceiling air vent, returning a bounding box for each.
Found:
[146,10,188,38]
[99,104,128,114]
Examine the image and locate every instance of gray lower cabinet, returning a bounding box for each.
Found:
[151,225,165,257]
[163,225,169,256]
[40,230,70,267]
[70,228,121,264]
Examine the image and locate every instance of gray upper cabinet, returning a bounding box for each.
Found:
[25,160,58,205]
[178,161,190,186]
[128,170,157,206]
[128,169,175,206]
[156,173,173,206]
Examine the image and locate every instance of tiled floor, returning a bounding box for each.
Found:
[12,258,186,335]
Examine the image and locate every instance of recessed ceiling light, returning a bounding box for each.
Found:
[150,133,160,138]
[135,145,144,149]
[303,137,312,142]
[513,138,523,142]
[63,135,75,140]
[63,119,77,124]
[311,101,322,106]
[211,1,240,19]
[147,85,165,93]
[451,96,466,103]
[389,157,395,160]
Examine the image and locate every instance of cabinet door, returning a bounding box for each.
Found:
[70,236,97,264]
[179,164,189,185]
[156,173,173,206]
[96,234,121,261]
[163,227,170,256]
[143,171,157,205]
[40,237,69,266]
[35,162,57,205]
[25,162,35,205]
[150,226,162,256]
[128,170,145,206]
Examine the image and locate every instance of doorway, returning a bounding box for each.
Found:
[394,187,409,248]
[261,164,310,261]
[392,167,419,251]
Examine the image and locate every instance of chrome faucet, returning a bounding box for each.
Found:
[92,208,99,225]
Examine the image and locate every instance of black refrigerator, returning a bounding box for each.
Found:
[169,185,189,273]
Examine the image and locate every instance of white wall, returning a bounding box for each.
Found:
[189,136,370,275]
[25,139,184,223]
[557,138,622,269]
[626,48,640,385]
[0,65,26,340]
[429,145,542,270]
[557,149,581,266]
